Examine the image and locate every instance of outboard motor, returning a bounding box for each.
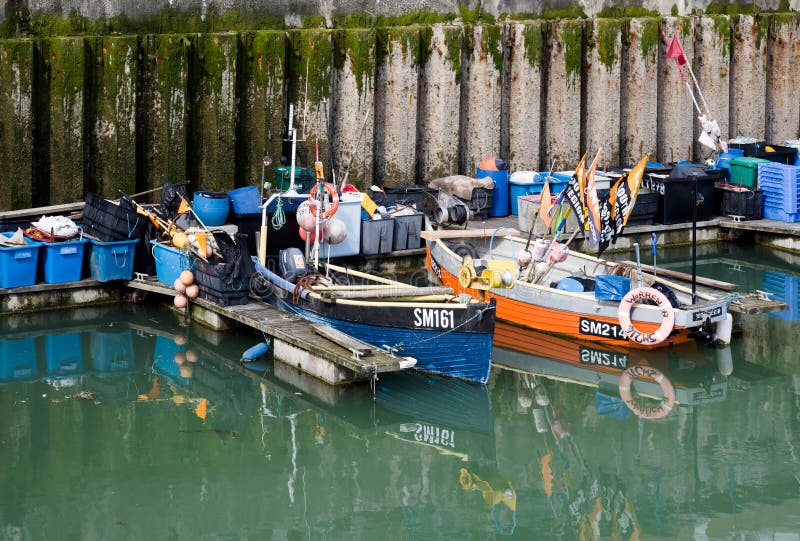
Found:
[279,247,308,283]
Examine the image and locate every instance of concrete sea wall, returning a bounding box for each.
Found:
[0,13,798,209]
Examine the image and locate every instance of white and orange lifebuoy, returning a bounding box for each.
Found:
[618,286,675,345]
[618,365,676,420]
[309,182,340,219]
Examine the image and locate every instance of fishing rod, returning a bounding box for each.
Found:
[339,109,371,192]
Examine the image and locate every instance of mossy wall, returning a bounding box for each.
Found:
[1,14,799,208]
[140,34,189,196]
[238,31,285,188]
[46,37,86,205]
[190,33,238,192]
[93,36,138,197]
[0,39,33,209]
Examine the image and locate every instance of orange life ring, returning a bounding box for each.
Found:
[618,365,676,420]
[309,182,340,219]
[618,286,675,345]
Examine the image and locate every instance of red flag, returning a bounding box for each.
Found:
[666,36,687,66]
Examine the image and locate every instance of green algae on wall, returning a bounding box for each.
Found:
[239,30,286,187]
[286,30,332,170]
[190,32,238,192]
[710,15,732,58]
[442,25,464,83]
[555,20,584,88]
[522,20,546,70]
[46,37,86,205]
[376,26,423,67]
[637,17,661,66]
[594,19,624,72]
[93,36,138,198]
[140,34,189,194]
[333,28,376,97]
[0,39,34,211]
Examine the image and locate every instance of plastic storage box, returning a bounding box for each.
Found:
[392,213,423,251]
[40,238,88,284]
[361,219,394,255]
[754,145,798,165]
[757,162,800,213]
[151,241,194,286]
[729,157,770,189]
[645,172,715,224]
[320,197,361,258]
[89,239,137,282]
[0,233,40,288]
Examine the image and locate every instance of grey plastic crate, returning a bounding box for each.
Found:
[361,219,394,255]
[392,213,423,250]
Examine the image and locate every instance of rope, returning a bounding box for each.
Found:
[271,197,286,230]
[126,213,140,238]
[389,304,495,351]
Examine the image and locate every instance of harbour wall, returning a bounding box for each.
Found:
[0,14,798,209]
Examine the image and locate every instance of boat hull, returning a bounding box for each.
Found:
[426,240,727,350]
[254,263,495,384]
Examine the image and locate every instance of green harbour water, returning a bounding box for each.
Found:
[1,243,799,540]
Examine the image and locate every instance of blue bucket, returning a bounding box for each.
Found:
[228,186,261,214]
[476,167,509,217]
[193,191,229,226]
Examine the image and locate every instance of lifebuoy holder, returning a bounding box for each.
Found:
[618,365,676,420]
[618,286,675,345]
[309,182,340,219]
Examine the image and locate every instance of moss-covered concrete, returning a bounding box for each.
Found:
[93,36,138,198]
[333,28,376,97]
[0,39,34,210]
[238,31,286,188]
[286,30,332,175]
[46,37,86,205]
[190,33,238,192]
[140,34,189,196]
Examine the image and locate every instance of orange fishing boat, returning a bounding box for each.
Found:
[424,229,733,350]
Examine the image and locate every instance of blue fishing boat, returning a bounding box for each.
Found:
[251,254,495,384]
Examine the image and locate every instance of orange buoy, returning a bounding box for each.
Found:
[179,270,194,286]
[173,294,188,309]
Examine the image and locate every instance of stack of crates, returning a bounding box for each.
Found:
[758,162,800,222]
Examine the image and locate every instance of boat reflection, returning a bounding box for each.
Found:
[492,322,730,410]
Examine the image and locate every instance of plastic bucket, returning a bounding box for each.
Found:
[228,186,261,214]
[193,191,229,226]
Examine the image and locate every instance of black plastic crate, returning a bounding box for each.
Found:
[645,172,715,225]
[458,187,493,215]
[728,140,765,157]
[379,185,438,210]
[83,193,148,242]
[716,185,763,219]
[627,189,659,225]
[198,286,250,307]
[194,268,251,294]
[754,145,798,165]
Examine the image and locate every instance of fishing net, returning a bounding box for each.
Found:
[160,179,189,222]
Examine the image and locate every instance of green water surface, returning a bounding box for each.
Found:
[1,244,799,540]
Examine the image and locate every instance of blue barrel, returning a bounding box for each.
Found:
[193,191,229,226]
[476,168,509,217]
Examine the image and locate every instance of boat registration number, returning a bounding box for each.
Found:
[579,346,628,369]
[579,318,627,340]
[691,305,723,322]
[414,308,456,329]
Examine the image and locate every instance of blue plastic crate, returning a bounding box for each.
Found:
[762,270,800,321]
[40,238,88,283]
[151,240,194,287]
[0,337,38,382]
[90,330,134,374]
[89,239,137,282]
[45,332,84,377]
[0,233,40,288]
[758,162,800,212]
[763,202,800,222]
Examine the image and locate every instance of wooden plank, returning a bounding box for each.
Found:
[421,228,520,240]
[620,261,738,291]
[311,324,373,355]
[0,202,85,221]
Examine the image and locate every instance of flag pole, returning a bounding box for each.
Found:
[662,32,703,116]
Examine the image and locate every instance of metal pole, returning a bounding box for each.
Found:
[691,172,698,303]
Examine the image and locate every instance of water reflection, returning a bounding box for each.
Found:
[1,300,799,539]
